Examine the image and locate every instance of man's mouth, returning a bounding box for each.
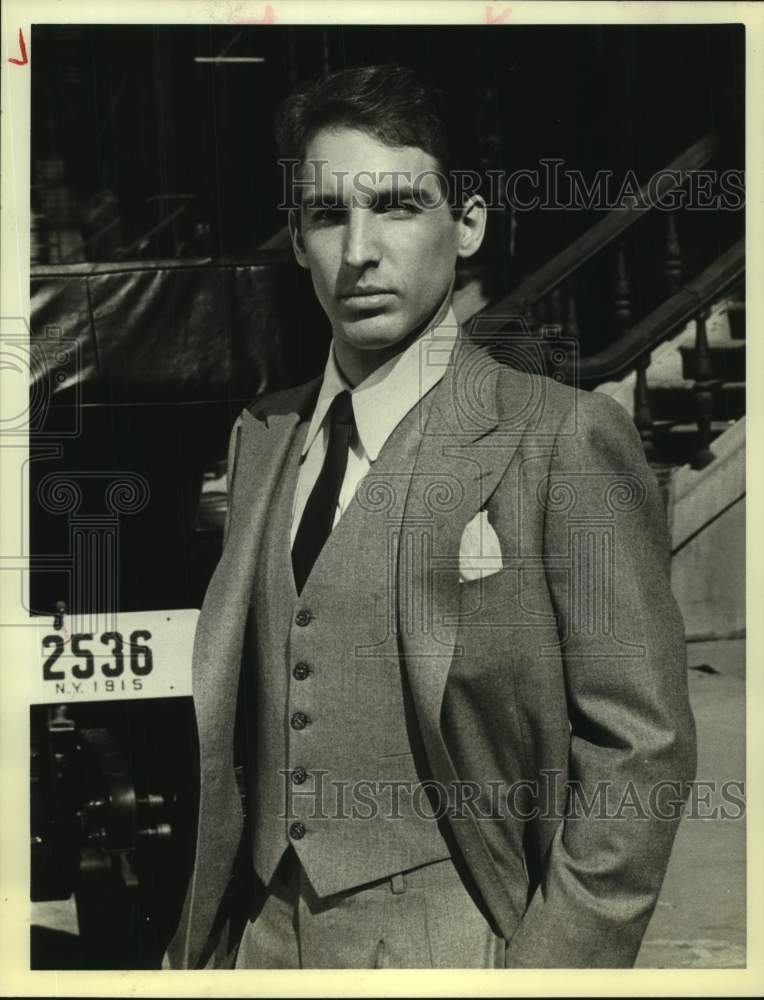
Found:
[340,287,395,299]
[339,288,397,308]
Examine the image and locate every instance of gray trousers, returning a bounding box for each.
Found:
[234,851,506,968]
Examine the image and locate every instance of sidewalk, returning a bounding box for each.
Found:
[636,638,746,968]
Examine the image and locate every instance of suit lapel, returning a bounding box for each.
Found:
[193,394,315,755]
[396,337,532,932]
[399,336,522,739]
[177,381,318,968]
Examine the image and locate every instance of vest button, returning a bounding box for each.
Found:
[290,711,309,731]
[293,662,310,680]
[291,766,307,785]
[289,821,306,840]
[295,609,312,627]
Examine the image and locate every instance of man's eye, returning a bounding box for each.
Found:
[310,208,345,224]
[379,201,420,215]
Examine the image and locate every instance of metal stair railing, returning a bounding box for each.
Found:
[468,132,743,470]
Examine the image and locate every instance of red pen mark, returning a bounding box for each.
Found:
[8,27,28,65]
[485,6,512,24]
[238,4,275,24]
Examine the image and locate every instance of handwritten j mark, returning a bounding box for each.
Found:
[9,28,28,66]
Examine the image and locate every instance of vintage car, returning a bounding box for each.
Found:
[29,251,330,968]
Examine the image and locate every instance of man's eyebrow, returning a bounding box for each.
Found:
[301,191,347,210]
[300,180,441,209]
[374,181,441,205]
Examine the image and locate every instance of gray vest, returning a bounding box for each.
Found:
[243,391,452,897]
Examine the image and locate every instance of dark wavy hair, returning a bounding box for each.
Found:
[275,64,478,210]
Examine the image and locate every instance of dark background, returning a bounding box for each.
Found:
[31,23,744,276]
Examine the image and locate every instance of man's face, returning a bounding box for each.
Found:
[289,127,469,353]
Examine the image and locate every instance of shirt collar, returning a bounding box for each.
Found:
[301,303,460,460]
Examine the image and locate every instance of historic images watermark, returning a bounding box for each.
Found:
[277,770,746,823]
[278,159,745,212]
[2,316,151,632]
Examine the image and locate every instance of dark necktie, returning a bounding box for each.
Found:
[292,390,356,595]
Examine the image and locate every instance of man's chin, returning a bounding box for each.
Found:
[334,315,415,352]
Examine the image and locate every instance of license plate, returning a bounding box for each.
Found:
[33,609,199,704]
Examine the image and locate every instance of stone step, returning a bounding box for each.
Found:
[679,342,746,382]
[648,382,745,423]
[726,300,746,340]
[595,296,744,409]
[649,420,737,467]
[590,293,744,471]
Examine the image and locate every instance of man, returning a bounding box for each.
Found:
[165,64,696,969]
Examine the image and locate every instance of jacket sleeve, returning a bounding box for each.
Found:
[223,413,244,548]
[161,411,246,970]
[505,390,697,968]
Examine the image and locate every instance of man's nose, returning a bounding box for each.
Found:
[342,209,381,269]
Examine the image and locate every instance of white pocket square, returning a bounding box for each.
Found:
[458,510,504,582]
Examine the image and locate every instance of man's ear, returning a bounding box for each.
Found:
[456,194,488,260]
[288,208,310,270]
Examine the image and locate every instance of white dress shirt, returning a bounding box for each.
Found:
[290,305,460,547]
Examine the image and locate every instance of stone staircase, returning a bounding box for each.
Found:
[595,293,746,480]
[596,293,746,643]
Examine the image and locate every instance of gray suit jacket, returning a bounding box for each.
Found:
[165,335,696,969]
